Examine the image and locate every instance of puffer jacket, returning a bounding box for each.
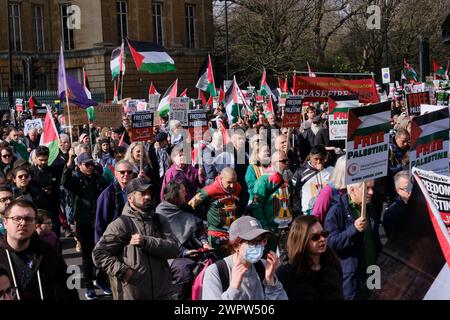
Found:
[92,203,179,300]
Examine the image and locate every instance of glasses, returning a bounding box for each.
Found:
[310,230,329,242]
[17,174,29,179]
[247,236,267,246]
[41,220,53,225]
[2,154,12,159]
[397,187,409,192]
[0,196,12,203]
[83,162,94,167]
[0,287,17,300]
[118,170,133,175]
[278,159,289,164]
[5,216,36,225]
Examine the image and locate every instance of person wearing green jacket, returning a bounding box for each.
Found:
[252,151,292,254]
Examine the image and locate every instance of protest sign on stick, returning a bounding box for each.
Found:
[92,104,123,128]
[282,96,303,128]
[169,97,189,127]
[131,111,154,142]
[327,95,359,140]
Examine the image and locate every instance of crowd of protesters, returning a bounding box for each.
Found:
[0,95,415,301]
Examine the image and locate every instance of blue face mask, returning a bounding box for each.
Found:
[243,245,264,264]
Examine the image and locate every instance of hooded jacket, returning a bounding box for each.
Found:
[0,233,79,300]
[155,201,208,256]
[291,162,333,216]
[189,176,242,233]
[92,202,179,300]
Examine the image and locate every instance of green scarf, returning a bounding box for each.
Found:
[348,197,376,268]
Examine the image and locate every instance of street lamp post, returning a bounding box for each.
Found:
[7,0,14,108]
[224,0,229,80]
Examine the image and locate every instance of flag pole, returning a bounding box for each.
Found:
[361,180,367,220]
[61,42,73,146]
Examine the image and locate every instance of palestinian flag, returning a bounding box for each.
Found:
[157,79,178,117]
[433,59,446,80]
[307,62,317,77]
[404,58,418,82]
[127,39,176,73]
[218,86,225,103]
[198,90,207,105]
[265,96,274,116]
[225,77,240,124]
[196,54,216,96]
[260,68,273,97]
[110,42,126,80]
[28,96,37,113]
[180,89,188,97]
[39,106,60,165]
[328,95,359,141]
[148,82,159,95]
[409,108,449,175]
[238,86,253,117]
[83,67,95,121]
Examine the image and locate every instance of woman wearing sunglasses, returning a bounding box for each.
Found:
[202,216,288,300]
[276,215,343,300]
[10,167,44,206]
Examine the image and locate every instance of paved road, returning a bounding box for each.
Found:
[61,237,112,300]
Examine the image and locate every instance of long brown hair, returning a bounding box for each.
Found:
[287,215,340,276]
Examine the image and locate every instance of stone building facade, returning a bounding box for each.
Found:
[0,0,213,100]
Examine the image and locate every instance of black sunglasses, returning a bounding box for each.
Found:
[310,230,329,241]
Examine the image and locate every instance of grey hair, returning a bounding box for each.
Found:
[60,133,70,142]
[330,156,346,190]
[394,170,409,189]
[346,181,364,193]
[114,159,132,171]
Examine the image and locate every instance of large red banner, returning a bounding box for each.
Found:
[293,76,379,104]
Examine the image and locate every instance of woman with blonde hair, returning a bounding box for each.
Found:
[276,215,343,300]
[312,155,347,224]
[124,142,160,201]
[245,143,271,202]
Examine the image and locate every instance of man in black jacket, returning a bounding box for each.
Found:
[29,146,62,236]
[0,199,78,300]
[62,152,109,300]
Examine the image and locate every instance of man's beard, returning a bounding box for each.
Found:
[132,199,153,212]
[274,166,292,181]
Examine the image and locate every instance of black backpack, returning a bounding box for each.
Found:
[215,259,265,291]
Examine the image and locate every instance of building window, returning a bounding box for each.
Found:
[61,4,74,50]
[185,5,196,48]
[152,2,164,45]
[33,6,45,52]
[13,74,23,90]
[34,73,47,90]
[9,3,22,51]
[117,1,128,44]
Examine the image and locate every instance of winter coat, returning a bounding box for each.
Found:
[252,171,292,231]
[0,233,79,300]
[94,181,126,243]
[92,203,179,300]
[62,166,108,227]
[324,194,382,300]
[189,176,242,233]
[291,162,333,216]
[155,201,208,257]
[276,260,344,300]
[160,164,200,203]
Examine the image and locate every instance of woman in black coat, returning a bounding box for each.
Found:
[276,215,344,300]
